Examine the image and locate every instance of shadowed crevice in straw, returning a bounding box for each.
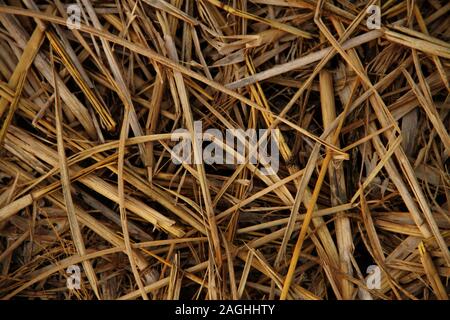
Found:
[0,0,449,300]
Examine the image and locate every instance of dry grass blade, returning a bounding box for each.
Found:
[51,46,100,299]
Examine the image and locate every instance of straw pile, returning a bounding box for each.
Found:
[0,0,449,300]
